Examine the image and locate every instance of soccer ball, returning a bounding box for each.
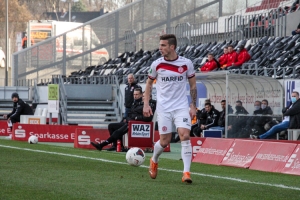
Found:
[28,135,38,144]
[126,147,146,167]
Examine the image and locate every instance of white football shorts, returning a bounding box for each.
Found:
[157,108,191,134]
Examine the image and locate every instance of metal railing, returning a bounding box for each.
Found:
[32,80,39,103]
[228,63,299,79]
[57,75,68,125]
[112,75,124,122]
[224,7,287,43]
[12,0,222,83]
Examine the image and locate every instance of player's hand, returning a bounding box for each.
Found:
[143,105,153,117]
[189,104,196,119]
[3,114,7,119]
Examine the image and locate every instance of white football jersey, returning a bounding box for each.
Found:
[148,56,195,112]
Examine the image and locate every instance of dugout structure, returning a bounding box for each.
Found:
[195,71,283,138]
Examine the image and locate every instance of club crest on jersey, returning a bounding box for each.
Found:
[161,76,183,82]
[178,66,184,73]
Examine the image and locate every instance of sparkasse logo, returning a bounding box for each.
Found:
[78,131,91,145]
[15,126,26,138]
[131,124,150,138]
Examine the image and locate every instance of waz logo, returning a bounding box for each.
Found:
[131,124,151,138]
[132,124,150,132]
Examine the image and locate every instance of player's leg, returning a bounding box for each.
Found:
[174,109,192,183]
[149,111,172,179]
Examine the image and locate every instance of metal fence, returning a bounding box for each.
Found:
[12,0,222,83]
[12,0,294,85]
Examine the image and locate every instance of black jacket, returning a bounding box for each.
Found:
[197,105,217,125]
[205,107,220,129]
[124,81,141,108]
[218,105,234,127]
[235,106,249,114]
[283,99,300,129]
[127,98,156,122]
[7,99,33,121]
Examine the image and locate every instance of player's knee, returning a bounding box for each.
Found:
[180,134,190,141]
[160,141,169,148]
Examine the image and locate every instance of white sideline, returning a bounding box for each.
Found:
[1,144,300,191]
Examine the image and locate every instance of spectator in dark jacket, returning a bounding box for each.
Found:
[283,91,300,129]
[124,73,142,119]
[209,100,233,135]
[227,45,251,70]
[91,88,156,151]
[3,93,33,125]
[292,22,300,36]
[251,91,300,139]
[193,103,219,136]
[228,100,249,138]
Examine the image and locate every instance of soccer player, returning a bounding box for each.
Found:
[143,34,197,183]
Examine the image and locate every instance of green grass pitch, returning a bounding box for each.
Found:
[1,139,300,200]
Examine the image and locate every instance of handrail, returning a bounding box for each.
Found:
[57,75,68,124]
[32,80,39,103]
[112,75,124,122]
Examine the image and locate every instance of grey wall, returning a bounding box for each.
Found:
[64,85,113,100]
[0,87,29,100]
[286,11,300,35]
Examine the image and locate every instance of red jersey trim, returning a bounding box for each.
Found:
[188,73,195,79]
[156,63,188,74]
[148,75,156,80]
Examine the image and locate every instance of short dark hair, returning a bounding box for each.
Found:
[205,99,211,103]
[134,88,142,94]
[262,99,268,105]
[255,100,261,105]
[224,47,228,49]
[228,45,234,48]
[292,91,299,96]
[205,102,212,107]
[236,100,242,105]
[208,53,214,57]
[160,34,177,49]
[221,100,226,103]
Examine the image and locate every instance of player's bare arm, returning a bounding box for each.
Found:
[143,78,154,117]
[188,76,197,118]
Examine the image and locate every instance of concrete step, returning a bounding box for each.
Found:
[67,106,115,110]
[67,115,118,120]
[67,111,117,115]
[67,100,114,104]
[67,120,114,124]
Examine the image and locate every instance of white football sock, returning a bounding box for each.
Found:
[152,140,165,163]
[181,140,192,172]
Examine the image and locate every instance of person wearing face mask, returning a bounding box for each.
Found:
[251,91,300,139]
[246,100,274,137]
[283,91,300,129]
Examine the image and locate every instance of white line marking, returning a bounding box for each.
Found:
[1,144,300,191]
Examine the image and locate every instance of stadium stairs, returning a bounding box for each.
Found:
[65,99,118,128]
